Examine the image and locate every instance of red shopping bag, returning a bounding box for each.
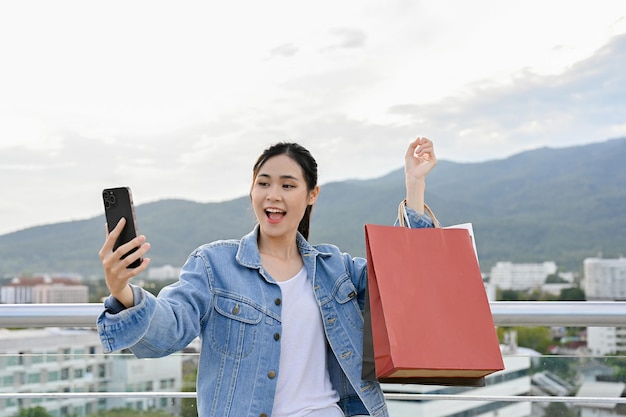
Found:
[361,224,504,386]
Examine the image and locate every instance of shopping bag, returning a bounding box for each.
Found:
[361,219,504,386]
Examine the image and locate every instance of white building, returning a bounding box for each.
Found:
[148,265,181,281]
[32,284,89,303]
[383,352,532,417]
[584,258,626,356]
[587,325,626,356]
[576,381,626,417]
[490,261,558,291]
[0,276,88,304]
[584,257,626,300]
[0,328,182,417]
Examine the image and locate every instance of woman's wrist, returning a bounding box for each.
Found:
[113,284,135,309]
[405,177,426,213]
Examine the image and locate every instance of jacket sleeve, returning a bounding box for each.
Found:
[97,251,212,357]
[394,204,436,228]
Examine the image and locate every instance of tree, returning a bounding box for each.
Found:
[545,273,568,284]
[85,409,172,417]
[499,289,522,301]
[539,356,578,381]
[181,361,198,417]
[498,326,554,354]
[543,402,577,417]
[560,287,585,301]
[12,407,54,417]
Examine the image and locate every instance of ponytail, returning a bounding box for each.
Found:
[298,205,313,240]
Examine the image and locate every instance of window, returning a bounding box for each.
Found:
[27,373,41,384]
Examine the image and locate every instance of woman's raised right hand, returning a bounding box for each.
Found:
[98,217,151,308]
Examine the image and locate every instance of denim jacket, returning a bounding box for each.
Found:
[97,206,434,417]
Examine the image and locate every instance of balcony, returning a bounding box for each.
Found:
[2,301,626,417]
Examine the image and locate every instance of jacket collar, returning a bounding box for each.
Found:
[236,224,331,269]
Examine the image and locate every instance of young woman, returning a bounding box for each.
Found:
[97,137,438,417]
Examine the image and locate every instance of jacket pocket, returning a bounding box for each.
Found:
[333,276,363,330]
[209,295,263,359]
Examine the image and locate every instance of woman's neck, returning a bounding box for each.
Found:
[257,231,304,282]
[257,232,299,261]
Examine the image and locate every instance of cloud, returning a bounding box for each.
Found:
[328,28,367,49]
[269,43,299,58]
[321,28,367,52]
[1,2,625,235]
[387,33,626,161]
[3,32,625,235]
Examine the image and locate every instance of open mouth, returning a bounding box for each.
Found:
[265,208,286,222]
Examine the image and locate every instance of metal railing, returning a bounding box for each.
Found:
[0,391,625,406]
[1,301,626,328]
[2,301,626,410]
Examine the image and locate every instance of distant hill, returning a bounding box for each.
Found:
[1,137,625,278]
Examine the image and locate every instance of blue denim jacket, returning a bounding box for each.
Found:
[97,206,434,417]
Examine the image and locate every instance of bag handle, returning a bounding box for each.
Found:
[398,199,441,229]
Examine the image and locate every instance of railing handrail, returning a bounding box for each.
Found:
[0,392,625,405]
[1,301,626,328]
[2,302,626,408]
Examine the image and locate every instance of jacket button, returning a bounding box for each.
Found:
[348,291,356,298]
[274,333,280,341]
[268,370,276,379]
[275,298,281,306]
[260,414,268,417]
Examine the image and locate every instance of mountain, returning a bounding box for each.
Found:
[1,138,625,278]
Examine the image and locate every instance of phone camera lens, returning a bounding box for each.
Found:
[103,191,115,208]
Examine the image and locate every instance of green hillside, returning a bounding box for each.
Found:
[1,137,624,277]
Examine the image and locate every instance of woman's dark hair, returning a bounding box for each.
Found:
[252,142,318,240]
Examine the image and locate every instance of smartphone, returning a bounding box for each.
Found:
[102,187,142,268]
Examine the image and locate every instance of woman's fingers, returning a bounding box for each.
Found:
[406,136,436,163]
[116,237,151,268]
[405,137,421,159]
[99,218,126,258]
[99,218,151,273]
[406,136,435,159]
[416,137,435,156]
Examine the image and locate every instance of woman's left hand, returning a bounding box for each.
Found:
[405,136,437,181]
[404,136,437,213]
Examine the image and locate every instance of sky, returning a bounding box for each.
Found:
[0,1,625,235]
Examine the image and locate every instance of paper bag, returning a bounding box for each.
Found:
[361,224,504,386]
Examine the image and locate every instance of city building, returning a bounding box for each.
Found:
[0,328,182,417]
[0,276,88,304]
[490,261,559,291]
[584,257,626,300]
[587,326,626,356]
[147,265,181,281]
[383,353,532,417]
[584,258,626,356]
[576,381,626,417]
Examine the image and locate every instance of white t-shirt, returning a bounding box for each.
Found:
[273,266,344,417]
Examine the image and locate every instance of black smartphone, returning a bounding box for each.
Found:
[102,187,142,268]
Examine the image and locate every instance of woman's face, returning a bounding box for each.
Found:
[251,154,319,239]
